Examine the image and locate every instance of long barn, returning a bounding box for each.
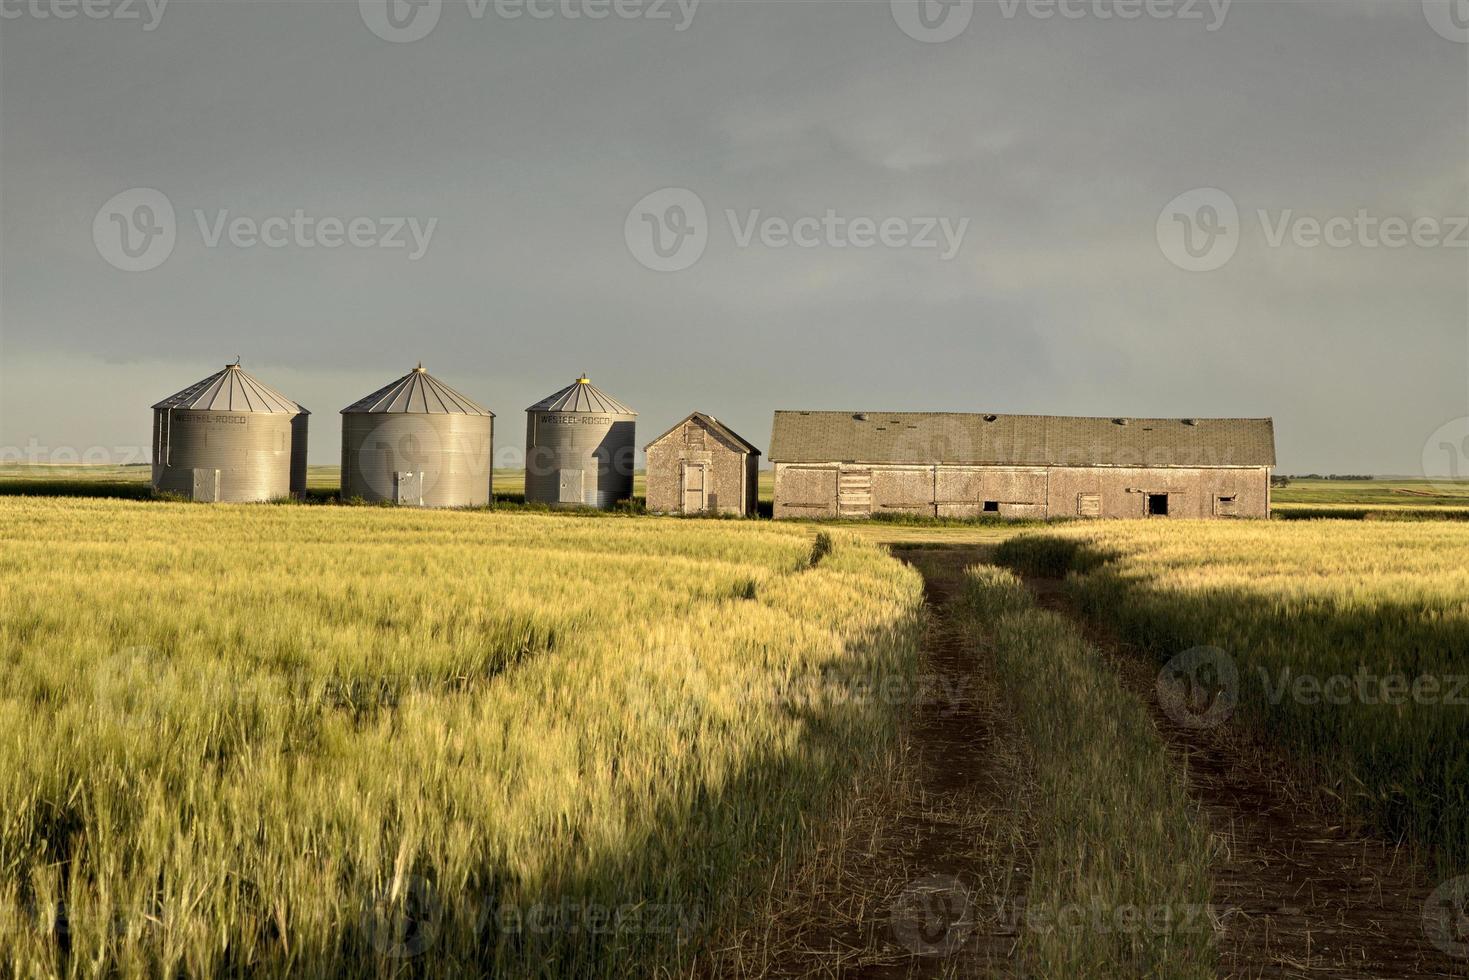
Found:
[769,411,1275,520]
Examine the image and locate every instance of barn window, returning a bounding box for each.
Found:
[983,501,999,513]
[1215,494,1238,516]
[1077,493,1101,517]
[683,426,705,448]
[1147,493,1169,516]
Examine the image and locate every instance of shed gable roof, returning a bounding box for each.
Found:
[644,412,761,455]
[769,411,1275,468]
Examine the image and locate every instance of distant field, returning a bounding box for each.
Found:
[0,465,780,504]
[998,520,1469,874]
[0,498,921,976]
[6,467,1468,518]
[1272,477,1469,511]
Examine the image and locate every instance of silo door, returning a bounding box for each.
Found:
[192,468,219,502]
[395,471,423,506]
[681,462,708,514]
[557,469,584,505]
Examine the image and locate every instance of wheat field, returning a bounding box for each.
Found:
[997,520,1469,873]
[0,498,923,978]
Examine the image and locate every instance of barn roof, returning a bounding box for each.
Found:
[153,362,309,415]
[527,376,636,415]
[644,412,761,455]
[769,412,1275,468]
[342,365,493,416]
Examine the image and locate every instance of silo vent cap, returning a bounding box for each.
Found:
[413,362,427,373]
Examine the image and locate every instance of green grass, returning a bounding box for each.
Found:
[996,520,1469,875]
[0,499,922,977]
[958,564,1215,978]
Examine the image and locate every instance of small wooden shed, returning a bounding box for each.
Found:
[645,413,761,516]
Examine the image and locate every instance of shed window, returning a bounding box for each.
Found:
[1147,493,1170,517]
[1077,493,1101,517]
[1215,494,1239,516]
[684,426,705,448]
[983,501,1000,513]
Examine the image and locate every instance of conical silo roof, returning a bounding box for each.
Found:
[152,362,309,415]
[342,364,494,416]
[527,376,636,415]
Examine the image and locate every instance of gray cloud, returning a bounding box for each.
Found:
[1,0,1465,473]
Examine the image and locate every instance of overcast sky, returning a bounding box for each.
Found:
[1,0,1466,473]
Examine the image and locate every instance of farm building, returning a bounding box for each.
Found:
[644,413,761,516]
[769,411,1275,520]
[340,365,495,507]
[151,362,309,502]
[524,376,637,509]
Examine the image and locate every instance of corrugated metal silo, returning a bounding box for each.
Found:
[340,364,495,507]
[151,362,310,502]
[524,376,637,509]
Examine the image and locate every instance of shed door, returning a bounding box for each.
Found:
[838,468,873,518]
[557,469,584,505]
[395,471,423,506]
[681,462,708,514]
[192,468,219,502]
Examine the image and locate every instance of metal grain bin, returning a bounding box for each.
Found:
[341,364,494,507]
[524,376,636,509]
[151,362,309,502]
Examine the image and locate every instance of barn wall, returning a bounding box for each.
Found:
[772,463,839,518]
[646,418,753,515]
[772,461,1270,519]
[1044,466,1270,518]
